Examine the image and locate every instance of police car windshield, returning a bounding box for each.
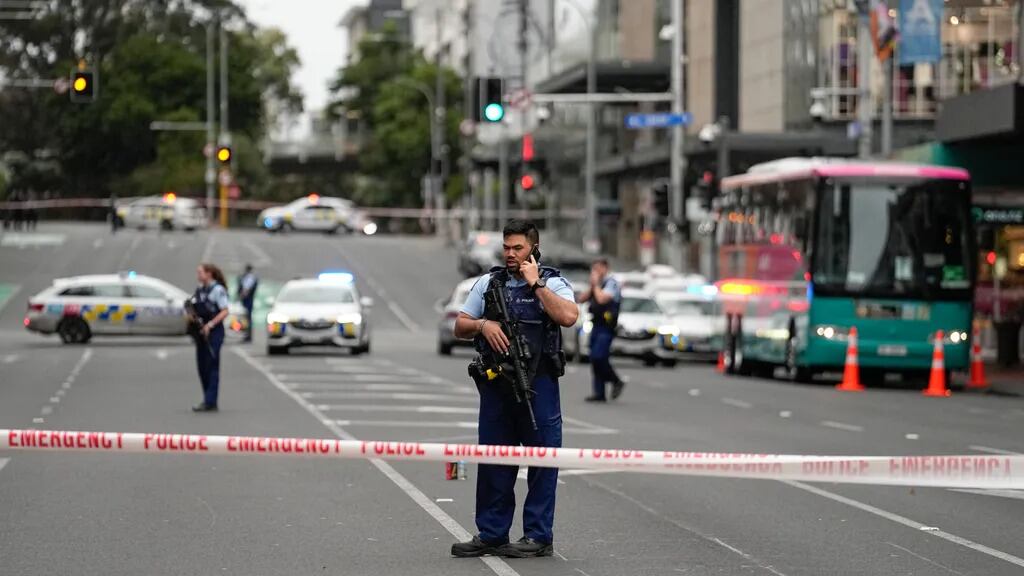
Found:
[659,300,714,316]
[277,285,355,304]
[621,297,661,314]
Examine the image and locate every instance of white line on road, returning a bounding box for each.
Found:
[779,411,792,418]
[885,542,966,576]
[819,420,864,432]
[244,240,273,267]
[288,382,474,394]
[201,233,216,263]
[969,445,1021,455]
[331,244,421,332]
[783,480,1024,570]
[2,354,21,364]
[278,373,442,383]
[316,404,479,415]
[0,458,8,472]
[155,349,169,360]
[235,348,521,576]
[92,238,103,249]
[720,397,752,409]
[387,301,421,332]
[328,419,614,435]
[301,392,478,403]
[117,235,142,270]
[948,488,1024,501]
[688,388,701,397]
[0,284,22,314]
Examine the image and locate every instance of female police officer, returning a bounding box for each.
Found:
[450,220,578,559]
[189,263,230,412]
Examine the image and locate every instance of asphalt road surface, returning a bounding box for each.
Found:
[1,223,1022,576]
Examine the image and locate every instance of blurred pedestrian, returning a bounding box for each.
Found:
[187,263,229,412]
[236,263,259,343]
[578,258,626,401]
[25,189,38,230]
[109,192,120,234]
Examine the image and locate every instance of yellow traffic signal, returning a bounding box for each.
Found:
[69,69,96,103]
[216,146,232,163]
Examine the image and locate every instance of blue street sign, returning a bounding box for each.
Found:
[625,112,692,129]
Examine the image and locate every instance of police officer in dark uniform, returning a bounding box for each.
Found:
[578,258,626,401]
[451,220,579,559]
[236,264,258,342]
[188,263,230,412]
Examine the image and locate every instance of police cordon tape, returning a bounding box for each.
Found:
[2,429,1021,490]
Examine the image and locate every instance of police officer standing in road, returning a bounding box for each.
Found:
[451,220,579,559]
[236,264,258,343]
[188,263,230,412]
[578,258,626,402]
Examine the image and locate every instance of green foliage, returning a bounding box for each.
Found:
[0,0,301,200]
[329,24,464,208]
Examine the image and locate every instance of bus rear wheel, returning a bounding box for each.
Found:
[785,331,813,383]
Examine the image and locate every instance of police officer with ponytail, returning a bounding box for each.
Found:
[450,220,578,559]
[188,263,229,412]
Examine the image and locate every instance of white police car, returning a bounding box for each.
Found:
[24,272,193,344]
[118,194,208,231]
[573,289,680,367]
[257,194,377,236]
[266,272,373,355]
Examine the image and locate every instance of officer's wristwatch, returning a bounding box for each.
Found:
[530,278,546,292]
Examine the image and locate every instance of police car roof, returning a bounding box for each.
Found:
[53,273,170,287]
[621,288,656,300]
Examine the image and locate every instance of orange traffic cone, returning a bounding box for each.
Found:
[968,326,989,389]
[836,327,864,392]
[716,350,726,373]
[923,331,951,397]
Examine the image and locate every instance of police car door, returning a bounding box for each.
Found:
[78,283,131,335]
[296,205,336,231]
[126,283,185,335]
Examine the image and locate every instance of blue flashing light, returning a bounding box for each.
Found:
[263,217,275,228]
[318,271,354,284]
[686,284,718,297]
[126,271,137,279]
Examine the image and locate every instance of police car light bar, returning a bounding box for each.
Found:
[318,271,354,284]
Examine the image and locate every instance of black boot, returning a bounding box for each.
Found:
[451,535,504,558]
[502,537,553,558]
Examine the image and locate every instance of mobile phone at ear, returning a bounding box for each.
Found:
[531,245,542,262]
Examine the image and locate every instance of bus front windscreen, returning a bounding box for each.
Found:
[814,179,972,299]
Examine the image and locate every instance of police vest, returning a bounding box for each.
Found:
[589,277,620,329]
[192,283,223,323]
[473,266,563,363]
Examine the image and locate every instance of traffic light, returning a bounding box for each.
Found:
[474,77,504,123]
[520,173,536,191]
[653,181,669,217]
[697,170,718,209]
[216,146,232,164]
[70,68,96,103]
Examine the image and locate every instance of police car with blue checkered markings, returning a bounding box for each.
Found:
[265,272,373,355]
[24,272,195,344]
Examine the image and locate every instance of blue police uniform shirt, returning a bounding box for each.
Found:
[461,272,575,319]
[602,276,622,301]
[240,273,257,294]
[205,282,230,311]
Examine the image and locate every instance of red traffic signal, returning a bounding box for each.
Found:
[520,174,536,191]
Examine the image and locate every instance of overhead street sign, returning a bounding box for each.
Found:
[625,112,692,130]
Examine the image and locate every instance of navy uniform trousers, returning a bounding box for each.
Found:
[475,373,562,545]
[195,324,225,406]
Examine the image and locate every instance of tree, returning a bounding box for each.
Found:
[328,24,464,208]
[0,0,302,200]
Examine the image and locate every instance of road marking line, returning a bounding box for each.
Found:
[969,445,1021,455]
[688,388,701,397]
[288,382,474,393]
[93,238,103,248]
[563,415,618,434]
[244,240,273,267]
[116,235,142,270]
[721,397,752,409]
[783,480,1024,570]
[585,476,789,576]
[905,433,919,440]
[155,349,169,360]
[40,406,52,415]
[201,233,217,263]
[32,418,43,424]
[948,488,1024,501]
[819,420,864,432]
[0,458,8,472]
[2,354,21,364]
[49,397,60,403]
[516,468,566,485]
[328,419,613,434]
[301,392,478,403]
[330,244,421,332]
[316,404,479,415]
[0,284,22,314]
[277,373,441,383]
[236,348,520,576]
[779,411,792,418]
[885,542,966,576]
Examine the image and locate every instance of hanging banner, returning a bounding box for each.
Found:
[899,0,943,64]
[871,0,898,61]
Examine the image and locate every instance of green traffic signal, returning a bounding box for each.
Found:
[483,102,505,123]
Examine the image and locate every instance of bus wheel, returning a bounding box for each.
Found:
[785,332,812,383]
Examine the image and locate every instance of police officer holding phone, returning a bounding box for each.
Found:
[188,263,229,412]
[451,220,578,559]
[578,258,626,401]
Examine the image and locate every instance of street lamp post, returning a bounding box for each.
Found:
[395,77,442,234]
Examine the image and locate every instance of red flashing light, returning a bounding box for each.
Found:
[770,233,783,245]
[522,134,535,162]
[986,251,997,266]
[702,171,714,184]
[521,174,536,191]
[23,317,30,327]
[308,193,320,204]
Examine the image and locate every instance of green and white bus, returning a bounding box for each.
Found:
[715,158,975,382]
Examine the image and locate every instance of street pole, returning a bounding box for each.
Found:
[434,8,446,241]
[560,0,598,253]
[518,0,528,218]
[857,7,873,158]
[205,20,216,222]
[669,0,687,270]
[881,57,893,157]
[219,19,230,228]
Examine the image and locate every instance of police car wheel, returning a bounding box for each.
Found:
[58,317,91,344]
[160,219,173,231]
[661,358,678,368]
[267,346,288,356]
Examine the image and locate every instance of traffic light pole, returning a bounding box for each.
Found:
[668,0,687,271]
[205,19,217,225]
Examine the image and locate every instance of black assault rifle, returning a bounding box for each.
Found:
[482,281,538,431]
